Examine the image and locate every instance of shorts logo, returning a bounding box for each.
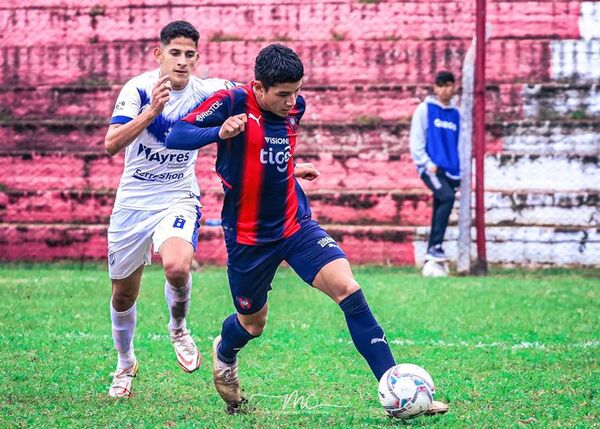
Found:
[237,296,252,310]
[317,236,339,248]
[108,249,116,267]
[173,216,186,229]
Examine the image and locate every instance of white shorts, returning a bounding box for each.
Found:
[107,199,202,279]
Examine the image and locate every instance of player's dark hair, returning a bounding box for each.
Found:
[254,44,304,89]
[435,70,455,86]
[160,21,199,46]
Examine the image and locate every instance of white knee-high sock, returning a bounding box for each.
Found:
[165,275,192,331]
[110,302,137,369]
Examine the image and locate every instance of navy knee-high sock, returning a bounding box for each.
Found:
[217,313,256,364]
[339,289,396,380]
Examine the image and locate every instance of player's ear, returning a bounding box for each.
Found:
[153,46,162,63]
[254,80,266,93]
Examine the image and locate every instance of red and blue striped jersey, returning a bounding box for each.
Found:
[177,83,311,245]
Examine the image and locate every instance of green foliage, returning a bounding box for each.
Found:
[273,34,292,42]
[88,5,105,17]
[209,32,243,42]
[354,115,383,126]
[0,265,598,427]
[570,110,587,120]
[331,31,346,41]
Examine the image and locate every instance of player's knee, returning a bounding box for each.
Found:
[333,278,361,303]
[112,291,137,310]
[163,261,190,286]
[241,317,267,337]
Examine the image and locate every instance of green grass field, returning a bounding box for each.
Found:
[1,264,598,428]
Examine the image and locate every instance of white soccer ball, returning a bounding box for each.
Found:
[421,260,449,277]
[378,364,435,419]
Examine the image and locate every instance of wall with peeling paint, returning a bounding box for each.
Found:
[0,0,598,266]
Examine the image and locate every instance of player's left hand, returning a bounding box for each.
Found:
[294,163,320,181]
[219,114,247,140]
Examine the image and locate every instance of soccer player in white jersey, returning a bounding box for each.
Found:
[104,21,235,398]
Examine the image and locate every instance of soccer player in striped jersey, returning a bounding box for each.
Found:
[104,21,235,398]
[166,44,448,416]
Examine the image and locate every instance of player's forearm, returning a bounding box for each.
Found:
[104,110,157,156]
[165,121,222,150]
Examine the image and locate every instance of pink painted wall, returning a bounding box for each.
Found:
[0,0,598,266]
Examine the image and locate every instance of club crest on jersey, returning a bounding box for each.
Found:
[287,116,298,132]
[236,296,252,310]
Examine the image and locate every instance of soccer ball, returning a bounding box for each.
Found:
[422,260,449,277]
[378,364,435,419]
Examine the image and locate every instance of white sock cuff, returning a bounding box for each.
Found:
[166,276,192,301]
[110,301,137,317]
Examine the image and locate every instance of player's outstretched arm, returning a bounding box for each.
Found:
[294,162,320,181]
[166,121,223,150]
[166,113,247,150]
[105,75,172,156]
[166,90,241,151]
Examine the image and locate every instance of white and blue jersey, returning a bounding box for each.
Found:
[409,95,461,179]
[110,69,235,210]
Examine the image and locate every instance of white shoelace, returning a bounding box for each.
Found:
[171,329,196,355]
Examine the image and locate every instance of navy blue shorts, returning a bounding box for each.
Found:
[224,219,347,314]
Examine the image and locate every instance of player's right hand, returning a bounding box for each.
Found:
[149,74,172,116]
[219,114,247,140]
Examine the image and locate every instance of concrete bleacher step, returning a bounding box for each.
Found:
[4,117,599,156]
[2,188,596,228]
[1,222,597,267]
[0,1,579,47]
[0,39,557,86]
[0,83,524,123]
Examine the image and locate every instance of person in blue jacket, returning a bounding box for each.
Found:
[409,71,461,262]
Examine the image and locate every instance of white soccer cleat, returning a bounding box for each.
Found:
[212,335,246,414]
[108,361,139,398]
[170,328,201,373]
[425,400,449,415]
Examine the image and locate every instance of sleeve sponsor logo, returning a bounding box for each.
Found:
[113,100,126,112]
[195,100,223,122]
